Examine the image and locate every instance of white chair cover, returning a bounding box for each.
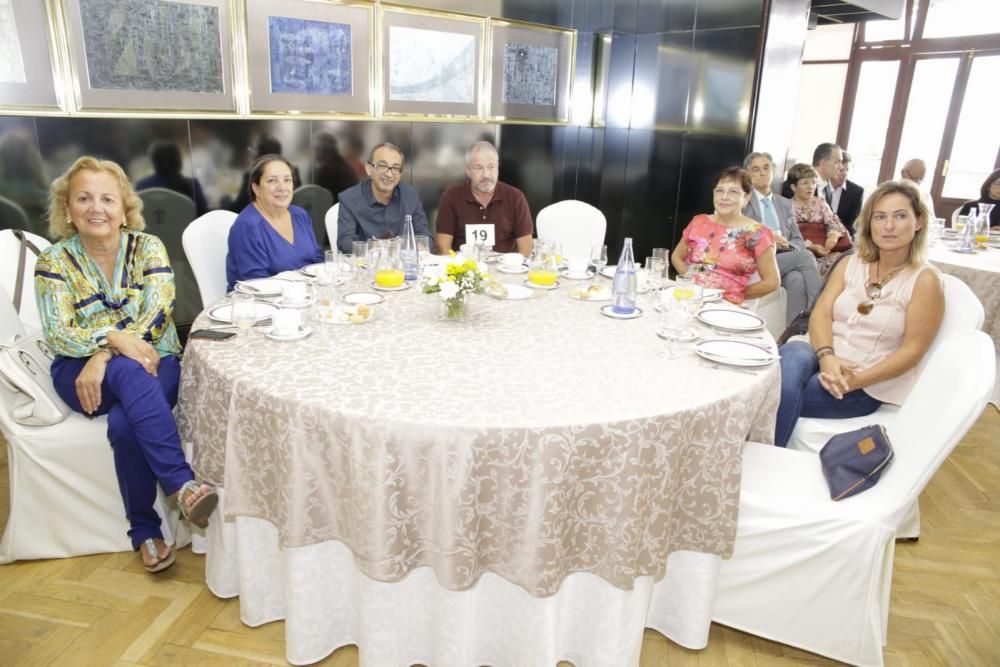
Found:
[205,486,725,666]
[751,286,787,337]
[536,200,606,260]
[325,202,339,252]
[0,228,50,333]
[0,194,30,232]
[182,210,237,307]
[714,329,996,667]
[137,187,200,325]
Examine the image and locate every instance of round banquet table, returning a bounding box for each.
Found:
[929,243,1000,405]
[177,269,779,666]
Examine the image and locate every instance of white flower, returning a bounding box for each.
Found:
[439,280,460,300]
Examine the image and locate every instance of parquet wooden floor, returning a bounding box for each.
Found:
[2,407,998,666]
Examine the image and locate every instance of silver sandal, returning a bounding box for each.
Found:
[179,480,218,529]
[141,538,175,574]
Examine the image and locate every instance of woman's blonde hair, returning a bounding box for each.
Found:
[854,179,930,268]
[48,156,144,240]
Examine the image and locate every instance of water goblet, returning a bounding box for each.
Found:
[352,241,369,272]
[591,244,608,283]
[321,249,339,285]
[230,292,256,344]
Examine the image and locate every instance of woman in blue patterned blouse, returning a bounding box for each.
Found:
[34,156,217,574]
[225,154,323,291]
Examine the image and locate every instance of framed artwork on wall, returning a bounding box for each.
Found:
[244,0,373,117]
[488,19,575,124]
[380,5,484,121]
[0,0,62,112]
[58,0,237,114]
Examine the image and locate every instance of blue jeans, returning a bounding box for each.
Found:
[775,341,883,447]
[51,354,194,549]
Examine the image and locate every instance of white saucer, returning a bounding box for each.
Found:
[522,279,560,290]
[234,278,291,297]
[600,305,642,319]
[560,269,596,280]
[272,296,313,309]
[300,263,324,277]
[207,302,280,324]
[656,329,699,342]
[370,281,410,292]
[497,264,528,274]
[343,292,385,305]
[265,325,313,342]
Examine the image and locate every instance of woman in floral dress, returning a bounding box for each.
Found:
[787,162,852,276]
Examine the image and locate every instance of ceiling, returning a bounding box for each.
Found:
[811,0,903,25]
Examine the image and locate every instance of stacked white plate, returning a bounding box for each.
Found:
[234,278,290,297]
[695,339,778,367]
[696,308,765,332]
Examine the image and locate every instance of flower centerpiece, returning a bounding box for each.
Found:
[421,253,489,320]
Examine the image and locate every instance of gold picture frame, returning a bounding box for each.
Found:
[0,0,63,114]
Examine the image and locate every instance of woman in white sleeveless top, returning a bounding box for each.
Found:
[775,180,944,447]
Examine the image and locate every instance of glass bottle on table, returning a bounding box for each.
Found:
[611,237,637,314]
[401,214,419,281]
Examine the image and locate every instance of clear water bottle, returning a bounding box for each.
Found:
[401,214,419,280]
[958,207,976,252]
[611,237,637,314]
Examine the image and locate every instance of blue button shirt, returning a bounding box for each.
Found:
[336,178,430,253]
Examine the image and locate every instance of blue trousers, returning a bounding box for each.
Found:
[51,354,193,549]
[775,341,884,447]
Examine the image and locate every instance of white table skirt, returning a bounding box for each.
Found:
[204,488,721,666]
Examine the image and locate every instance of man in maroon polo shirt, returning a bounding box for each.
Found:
[435,141,534,255]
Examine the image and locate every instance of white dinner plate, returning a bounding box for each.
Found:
[697,308,765,332]
[695,339,777,367]
[207,302,280,324]
[567,285,611,301]
[265,325,313,342]
[599,266,616,278]
[342,292,385,305]
[497,264,528,274]
[370,281,410,292]
[300,263,324,277]
[485,283,535,300]
[523,278,560,290]
[600,305,642,319]
[660,285,724,302]
[234,278,290,297]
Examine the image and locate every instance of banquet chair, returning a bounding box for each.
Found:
[137,188,200,325]
[784,273,985,537]
[0,194,30,232]
[536,200,606,260]
[714,328,995,667]
[0,228,49,332]
[325,203,339,251]
[182,210,237,307]
[292,184,334,247]
[0,285,189,564]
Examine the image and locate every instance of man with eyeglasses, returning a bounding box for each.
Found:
[743,151,822,324]
[336,142,430,252]
[435,141,533,255]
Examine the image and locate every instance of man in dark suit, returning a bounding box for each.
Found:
[744,151,822,325]
[831,150,863,231]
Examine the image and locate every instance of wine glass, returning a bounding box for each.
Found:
[322,249,339,285]
[658,295,692,359]
[230,292,256,344]
[591,244,608,283]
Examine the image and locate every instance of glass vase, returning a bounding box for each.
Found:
[439,292,469,321]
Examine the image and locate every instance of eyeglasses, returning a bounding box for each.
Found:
[713,188,744,198]
[369,162,402,176]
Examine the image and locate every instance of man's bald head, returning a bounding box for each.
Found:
[900,159,927,185]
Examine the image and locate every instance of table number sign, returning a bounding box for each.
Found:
[466,224,495,246]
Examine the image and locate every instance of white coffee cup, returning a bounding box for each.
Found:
[567,256,589,276]
[271,308,302,336]
[283,281,307,304]
[501,252,524,268]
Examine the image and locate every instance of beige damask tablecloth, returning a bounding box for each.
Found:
[177,276,779,596]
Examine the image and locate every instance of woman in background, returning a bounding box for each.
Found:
[957,168,1000,228]
[787,163,852,276]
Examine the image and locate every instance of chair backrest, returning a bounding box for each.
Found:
[536,200,606,260]
[0,283,26,344]
[325,203,339,252]
[936,273,984,340]
[137,188,201,324]
[0,195,30,232]
[292,184,334,247]
[860,330,995,527]
[182,210,237,307]
[0,229,51,332]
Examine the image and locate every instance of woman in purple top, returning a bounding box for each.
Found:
[226,154,323,291]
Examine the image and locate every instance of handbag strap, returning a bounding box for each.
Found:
[11,229,42,314]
